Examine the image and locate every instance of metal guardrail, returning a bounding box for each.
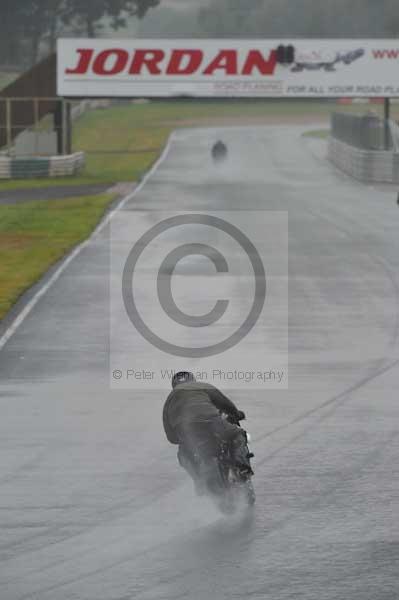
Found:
[331,112,393,151]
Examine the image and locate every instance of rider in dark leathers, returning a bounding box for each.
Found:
[212,140,228,161]
[163,372,252,491]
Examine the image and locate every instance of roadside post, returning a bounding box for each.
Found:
[61,98,68,156]
[384,98,390,150]
[6,98,12,155]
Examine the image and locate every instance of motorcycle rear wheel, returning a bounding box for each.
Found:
[243,479,256,506]
[218,491,236,515]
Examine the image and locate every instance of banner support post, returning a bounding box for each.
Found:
[61,98,68,156]
[6,99,12,155]
[384,98,390,150]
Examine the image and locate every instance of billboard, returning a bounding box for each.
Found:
[57,39,399,98]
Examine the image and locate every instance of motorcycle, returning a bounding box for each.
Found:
[196,414,255,514]
[211,140,228,163]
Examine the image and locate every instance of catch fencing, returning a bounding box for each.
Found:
[328,112,399,183]
[330,112,393,151]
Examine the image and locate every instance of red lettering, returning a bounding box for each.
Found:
[64,46,279,80]
[129,49,165,75]
[92,49,129,75]
[166,49,203,75]
[242,50,277,75]
[373,49,399,59]
[203,50,238,75]
[66,49,94,75]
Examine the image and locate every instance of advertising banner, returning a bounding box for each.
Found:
[57,39,399,98]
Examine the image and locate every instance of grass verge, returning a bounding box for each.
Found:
[302,129,330,139]
[0,193,115,320]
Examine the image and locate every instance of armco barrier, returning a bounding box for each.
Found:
[328,136,399,184]
[0,152,85,179]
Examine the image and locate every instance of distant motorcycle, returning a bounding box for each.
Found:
[194,413,255,514]
[212,140,228,163]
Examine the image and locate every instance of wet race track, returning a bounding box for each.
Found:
[1,126,399,599]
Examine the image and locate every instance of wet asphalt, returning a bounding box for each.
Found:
[0,126,399,599]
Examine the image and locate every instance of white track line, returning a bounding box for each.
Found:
[0,133,175,353]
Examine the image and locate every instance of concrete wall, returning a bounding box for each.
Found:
[0,152,85,179]
[328,136,399,184]
[14,130,58,157]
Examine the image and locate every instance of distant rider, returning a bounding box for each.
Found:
[163,371,252,493]
[212,140,227,160]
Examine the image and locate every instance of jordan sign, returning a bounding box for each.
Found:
[58,39,399,98]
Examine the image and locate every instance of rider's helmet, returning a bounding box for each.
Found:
[172,371,196,388]
[214,140,226,150]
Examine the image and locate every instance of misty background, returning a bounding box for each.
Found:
[1,0,398,71]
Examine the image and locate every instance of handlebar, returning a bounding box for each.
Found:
[220,411,245,426]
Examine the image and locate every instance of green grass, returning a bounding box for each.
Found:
[0,193,115,320]
[303,129,330,139]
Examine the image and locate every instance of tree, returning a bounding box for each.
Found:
[383,0,399,37]
[19,0,64,66]
[0,0,161,69]
[197,0,389,39]
[0,2,27,65]
[61,0,160,38]
[136,4,201,38]
[198,0,263,38]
